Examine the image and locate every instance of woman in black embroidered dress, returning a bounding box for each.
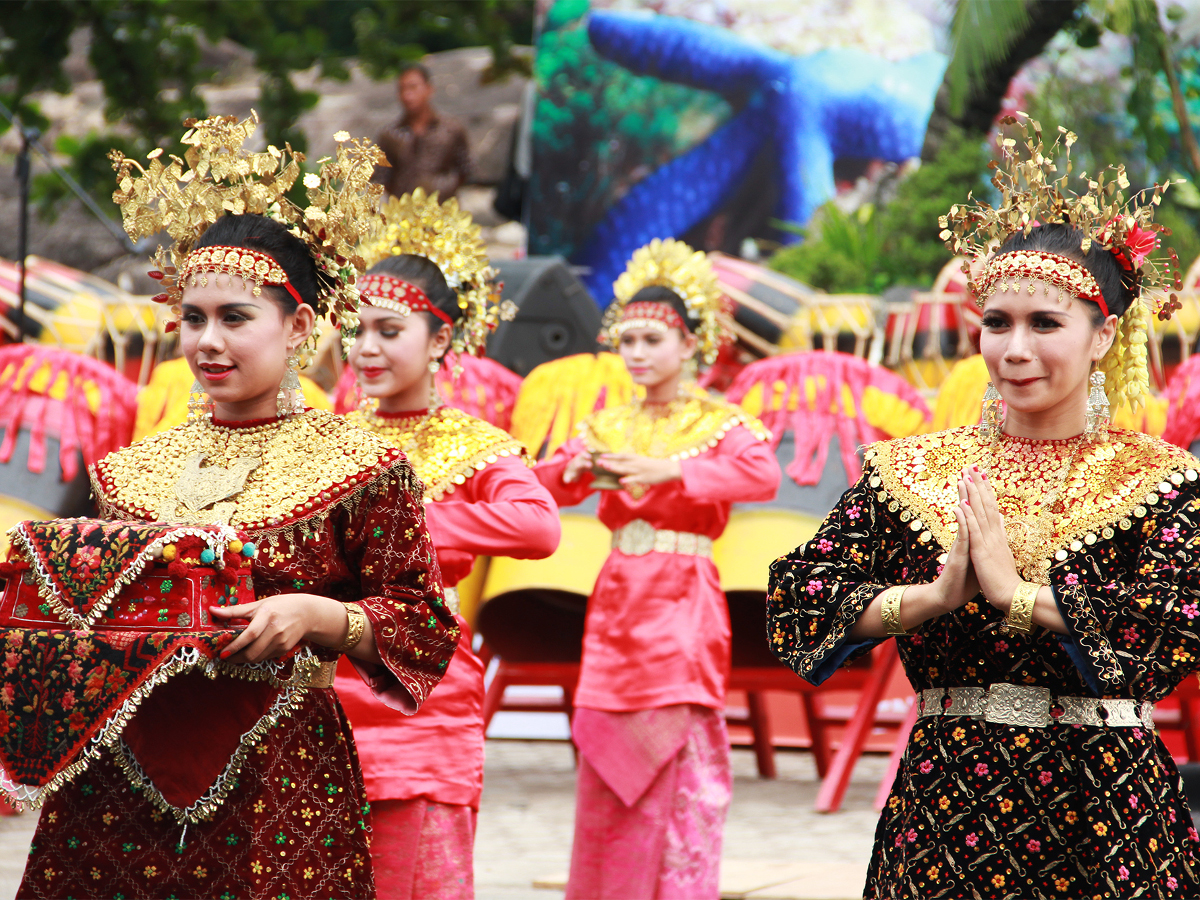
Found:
[768,121,1200,898]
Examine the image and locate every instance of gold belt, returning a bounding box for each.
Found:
[611,519,713,558]
[918,683,1154,729]
[306,660,338,689]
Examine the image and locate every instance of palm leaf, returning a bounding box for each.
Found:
[945,0,1033,116]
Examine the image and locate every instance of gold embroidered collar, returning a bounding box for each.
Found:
[347,406,530,502]
[581,393,769,460]
[92,409,405,530]
[866,426,1200,581]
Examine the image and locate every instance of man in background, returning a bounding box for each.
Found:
[374,63,471,199]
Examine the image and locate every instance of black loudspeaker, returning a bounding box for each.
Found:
[487,256,602,377]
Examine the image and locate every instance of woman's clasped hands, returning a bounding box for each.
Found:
[957,465,1025,617]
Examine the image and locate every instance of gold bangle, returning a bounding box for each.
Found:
[879,585,910,636]
[1004,581,1039,634]
[337,602,368,653]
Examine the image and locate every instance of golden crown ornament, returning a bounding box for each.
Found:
[601,238,726,366]
[358,189,513,363]
[109,112,385,357]
[940,113,1184,411]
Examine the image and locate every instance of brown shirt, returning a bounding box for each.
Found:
[374,111,470,199]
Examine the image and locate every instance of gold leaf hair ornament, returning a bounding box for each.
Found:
[601,238,726,366]
[358,189,512,364]
[109,113,385,359]
[939,113,1185,411]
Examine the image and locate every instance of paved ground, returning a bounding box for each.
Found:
[0,741,882,900]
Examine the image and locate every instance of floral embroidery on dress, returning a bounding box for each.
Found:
[768,426,1200,897]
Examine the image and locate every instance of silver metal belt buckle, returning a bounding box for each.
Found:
[918,688,945,717]
[1102,698,1141,727]
[1056,695,1100,727]
[614,519,655,555]
[946,687,987,718]
[985,683,1051,728]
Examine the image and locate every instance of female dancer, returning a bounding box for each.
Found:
[537,239,780,899]
[18,117,457,899]
[334,190,560,898]
[768,117,1200,897]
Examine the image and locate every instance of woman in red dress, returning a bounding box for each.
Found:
[15,117,458,899]
[334,190,560,899]
[536,239,780,899]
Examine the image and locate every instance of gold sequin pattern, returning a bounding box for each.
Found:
[581,394,770,460]
[346,406,531,502]
[866,426,1200,579]
[92,410,404,531]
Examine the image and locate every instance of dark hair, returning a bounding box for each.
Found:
[192,214,322,314]
[366,254,461,331]
[399,63,431,84]
[995,223,1133,323]
[627,285,698,334]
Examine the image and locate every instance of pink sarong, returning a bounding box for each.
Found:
[370,797,476,900]
[566,705,731,900]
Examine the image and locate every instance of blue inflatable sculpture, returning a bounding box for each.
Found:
[573,10,946,302]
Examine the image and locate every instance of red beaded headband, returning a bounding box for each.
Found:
[608,300,687,341]
[358,273,454,326]
[177,246,305,307]
[975,250,1110,318]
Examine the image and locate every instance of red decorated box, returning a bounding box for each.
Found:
[0,519,256,631]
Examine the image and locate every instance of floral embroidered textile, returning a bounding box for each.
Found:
[2,519,246,629]
[15,410,456,899]
[767,425,1200,896]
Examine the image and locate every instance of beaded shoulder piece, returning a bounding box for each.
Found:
[346,406,530,502]
[581,393,769,460]
[865,426,1200,581]
[92,409,413,536]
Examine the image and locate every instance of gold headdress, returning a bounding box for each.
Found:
[602,238,725,365]
[358,189,511,360]
[109,112,385,355]
[940,114,1182,410]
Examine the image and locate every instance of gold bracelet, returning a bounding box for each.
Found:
[879,585,910,636]
[1004,581,1039,634]
[336,603,368,653]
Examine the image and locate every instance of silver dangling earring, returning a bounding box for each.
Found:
[428,358,441,374]
[978,382,1004,444]
[187,380,211,422]
[1085,370,1110,443]
[277,354,305,417]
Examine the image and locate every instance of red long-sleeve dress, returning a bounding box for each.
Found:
[537,399,779,712]
[16,409,457,900]
[334,406,559,897]
[537,393,780,900]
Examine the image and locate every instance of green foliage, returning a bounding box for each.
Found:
[1021,56,1148,186]
[1154,195,1200,276]
[768,204,887,294]
[944,0,1032,117]
[354,2,533,82]
[877,128,994,286]
[0,1,533,207]
[527,0,729,258]
[768,129,992,292]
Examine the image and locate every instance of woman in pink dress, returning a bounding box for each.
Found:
[334,190,561,899]
[537,239,781,899]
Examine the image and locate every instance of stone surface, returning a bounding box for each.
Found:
[0,741,882,900]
